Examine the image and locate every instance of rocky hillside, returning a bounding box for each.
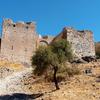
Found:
[0,60,100,100]
[32,61,100,100]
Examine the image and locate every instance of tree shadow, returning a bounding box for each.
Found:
[0,93,43,100]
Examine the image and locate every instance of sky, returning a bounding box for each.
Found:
[0,0,100,41]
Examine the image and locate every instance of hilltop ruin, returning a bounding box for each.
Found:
[0,19,95,64]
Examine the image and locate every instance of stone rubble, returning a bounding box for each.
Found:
[0,67,33,95]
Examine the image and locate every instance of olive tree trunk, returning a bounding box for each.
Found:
[53,66,60,90]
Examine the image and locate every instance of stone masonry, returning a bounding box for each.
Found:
[0,19,95,64]
[52,27,95,59]
[0,19,38,64]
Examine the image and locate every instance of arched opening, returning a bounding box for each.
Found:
[39,40,48,46]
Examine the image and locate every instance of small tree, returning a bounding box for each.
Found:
[31,39,73,90]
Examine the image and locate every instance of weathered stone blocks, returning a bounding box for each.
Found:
[52,27,95,59]
[0,19,95,64]
[0,19,39,64]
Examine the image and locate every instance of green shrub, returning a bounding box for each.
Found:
[66,67,80,77]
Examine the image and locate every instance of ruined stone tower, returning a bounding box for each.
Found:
[52,27,95,59]
[1,19,38,64]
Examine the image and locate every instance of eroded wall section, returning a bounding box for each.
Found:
[1,19,38,64]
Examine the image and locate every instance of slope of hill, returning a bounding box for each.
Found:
[32,61,100,100]
[0,60,100,100]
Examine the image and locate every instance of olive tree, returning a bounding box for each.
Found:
[31,39,73,90]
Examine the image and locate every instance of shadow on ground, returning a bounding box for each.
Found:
[0,93,43,100]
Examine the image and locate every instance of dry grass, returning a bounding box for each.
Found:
[0,60,24,70]
[31,61,100,100]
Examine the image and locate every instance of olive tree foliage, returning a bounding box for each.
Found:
[51,39,73,63]
[31,46,58,76]
[31,39,73,90]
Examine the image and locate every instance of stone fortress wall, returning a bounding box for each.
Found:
[0,18,96,64]
[52,27,95,59]
[0,19,38,64]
